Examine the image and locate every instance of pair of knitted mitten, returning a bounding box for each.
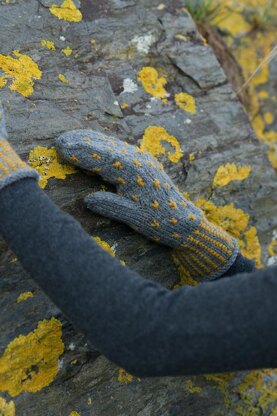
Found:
[0,102,39,190]
[55,129,239,281]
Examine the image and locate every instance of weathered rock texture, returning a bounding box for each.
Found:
[0,1,276,415]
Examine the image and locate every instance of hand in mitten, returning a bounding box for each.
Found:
[55,129,239,281]
[0,102,39,190]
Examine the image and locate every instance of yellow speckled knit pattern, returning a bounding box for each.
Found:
[55,129,239,281]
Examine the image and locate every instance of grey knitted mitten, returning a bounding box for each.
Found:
[0,102,39,191]
[55,129,239,281]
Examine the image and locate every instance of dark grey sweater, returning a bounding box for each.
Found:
[0,178,276,376]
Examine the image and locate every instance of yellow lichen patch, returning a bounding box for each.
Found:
[137,67,167,98]
[62,46,73,57]
[212,163,252,188]
[0,317,64,397]
[118,368,133,383]
[120,103,129,109]
[264,112,273,125]
[175,92,196,114]
[175,34,190,41]
[195,199,262,267]
[140,126,182,163]
[16,291,34,303]
[41,40,56,50]
[93,236,116,257]
[0,50,42,97]
[58,74,69,83]
[28,146,77,189]
[49,0,82,22]
[185,380,202,394]
[69,412,80,416]
[189,152,195,162]
[0,397,15,416]
[268,239,277,257]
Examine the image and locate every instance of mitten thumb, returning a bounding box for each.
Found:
[84,191,140,227]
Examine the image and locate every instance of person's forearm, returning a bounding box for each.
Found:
[0,178,276,376]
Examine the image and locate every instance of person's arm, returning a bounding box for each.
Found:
[0,177,276,376]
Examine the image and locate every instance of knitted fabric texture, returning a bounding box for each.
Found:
[55,129,239,281]
[0,102,39,190]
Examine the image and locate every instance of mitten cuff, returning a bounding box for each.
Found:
[175,215,239,281]
[0,139,39,191]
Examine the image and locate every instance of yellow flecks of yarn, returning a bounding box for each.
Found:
[213,163,252,187]
[92,153,101,160]
[118,368,133,383]
[116,177,126,185]
[41,40,56,50]
[164,182,171,189]
[58,74,69,83]
[0,397,15,416]
[152,236,161,242]
[168,199,177,209]
[83,136,91,142]
[146,160,157,169]
[264,112,273,125]
[151,220,160,228]
[196,199,262,267]
[49,0,82,22]
[28,146,76,188]
[136,175,145,187]
[16,291,34,303]
[169,217,178,224]
[112,161,123,169]
[171,253,199,287]
[70,155,79,162]
[172,232,181,239]
[175,92,196,114]
[187,213,196,221]
[153,178,161,189]
[137,67,167,98]
[62,46,73,57]
[131,194,139,202]
[87,397,93,405]
[0,318,64,397]
[151,200,159,209]
[0,50,42,97]
[140,126,183,163]
[133,158,142,168]
[92,167,101,174]
[120,103,129,109]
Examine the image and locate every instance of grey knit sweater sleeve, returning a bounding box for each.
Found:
[0,178,276,376]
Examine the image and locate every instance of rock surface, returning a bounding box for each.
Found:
[0,0,276,415]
